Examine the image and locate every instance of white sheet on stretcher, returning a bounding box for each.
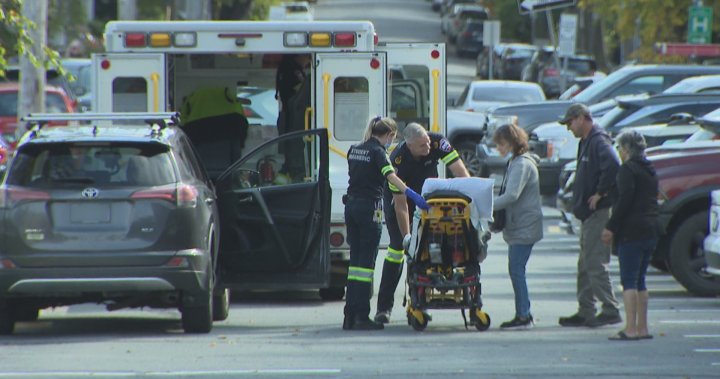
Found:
[421,177,495,230]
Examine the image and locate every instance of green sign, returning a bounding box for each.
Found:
[688,6,713,44]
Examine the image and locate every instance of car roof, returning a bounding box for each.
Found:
[469,80,541,89]
[18,124,178,148]
[0,82,69,95]
[618,93,720,109]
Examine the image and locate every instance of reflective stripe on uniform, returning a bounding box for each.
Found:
[388,182,400,193]
[384,247,404,263]
[348,266,374,282]
[441,150,460,165]
[381,164,394,176]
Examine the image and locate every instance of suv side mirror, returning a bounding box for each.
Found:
[668,112,694,125]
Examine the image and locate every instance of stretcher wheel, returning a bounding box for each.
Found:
[407,307,429,331]
[471,308,491,331]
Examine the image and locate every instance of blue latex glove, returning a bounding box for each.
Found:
[405,188,430,211]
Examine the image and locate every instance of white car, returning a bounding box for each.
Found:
[452,80,546,113]
[704,190,720,277]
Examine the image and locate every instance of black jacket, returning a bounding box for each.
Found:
[572,125,620,221]
[605,157,659,242]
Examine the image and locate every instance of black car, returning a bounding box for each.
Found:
[0,113,330,334]
[522,47,598,98]
[455,20,484,57]
[498,43,538,81]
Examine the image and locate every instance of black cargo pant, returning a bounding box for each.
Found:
[376,195,409,314]
[344,197,382,320]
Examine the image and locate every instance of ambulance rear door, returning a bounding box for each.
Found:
[378,43,446,136]
[315,52,387,224]
[92,53,166,113]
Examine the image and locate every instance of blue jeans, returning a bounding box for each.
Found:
[617,238,656,291]
[508,244,533,318]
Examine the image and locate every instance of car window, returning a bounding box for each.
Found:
[7,142,175,188]
[471,86,544,103]
[566,59,596,73]
[573,68,637,103]
[608,76,664,98]
[46,93,69,113]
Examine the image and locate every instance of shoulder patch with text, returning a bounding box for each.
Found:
[439,139,452,152]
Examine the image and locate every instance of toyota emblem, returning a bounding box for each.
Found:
[81,187,99,198]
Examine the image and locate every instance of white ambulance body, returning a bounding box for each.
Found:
[93,20,446,299]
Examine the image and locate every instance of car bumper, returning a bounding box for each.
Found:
[0,248,211,301]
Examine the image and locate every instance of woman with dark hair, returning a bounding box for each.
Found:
[343,116,428,331]
[602,130,658,341]
[492,123,543,330]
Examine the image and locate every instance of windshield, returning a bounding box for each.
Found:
[574,67,632,103]
[597,105,625,130]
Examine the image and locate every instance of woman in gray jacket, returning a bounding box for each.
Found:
[492,123,544,329]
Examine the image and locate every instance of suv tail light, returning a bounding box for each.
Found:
[0,186,51,208]
[543,67,559,77]
[131,184,198,208]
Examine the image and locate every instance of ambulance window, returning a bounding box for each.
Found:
[112,78,148,112]
[333,77,369,141]
[389,65,430,134]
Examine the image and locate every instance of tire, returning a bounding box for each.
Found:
[668,211,720,297]
[0,308,14,335]
[182,265,214,333]
[470,307,491,331]
[212,288,230,321]
[319,287,345,301]
[456,141,486,178]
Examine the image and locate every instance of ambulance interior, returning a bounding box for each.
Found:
[113,52,430,187]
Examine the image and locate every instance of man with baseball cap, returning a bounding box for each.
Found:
[558,103,622,328]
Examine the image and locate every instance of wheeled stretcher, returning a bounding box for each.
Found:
[404,177,494,331]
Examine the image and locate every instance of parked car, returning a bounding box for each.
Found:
[558,72,607,100]
[704,189,720,278]
[0,135,10,179]
[455,20,485,57]
[497,43,538,80]
[2,66,77,104]
[0,113,331,333]
[663,74,720,95]
[446,109,489,177]
[557,110,720,296]
[475,43,507,79]
[0,83,77,146]
[533,51,598,98]
[445,4,489,44]
[453,80,545,113]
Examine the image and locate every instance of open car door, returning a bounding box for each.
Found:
[215,129,330,290]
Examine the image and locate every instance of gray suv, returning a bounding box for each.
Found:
[0,113,331,335]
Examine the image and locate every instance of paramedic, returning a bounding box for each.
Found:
[343,117,429,331]
[275,54,311,180]
[374,123,470,324]
[492,123,543,330]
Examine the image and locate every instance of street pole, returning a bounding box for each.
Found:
[18,0,47,142]
[545,10,566,96]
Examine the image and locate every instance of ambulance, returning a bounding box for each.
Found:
[92,20,446,300]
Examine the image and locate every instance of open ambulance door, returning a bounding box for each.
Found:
[92,53,166,113]
[214,129,330,290]
[377,43,446,136]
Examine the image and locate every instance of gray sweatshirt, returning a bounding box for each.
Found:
[493,153,544,245]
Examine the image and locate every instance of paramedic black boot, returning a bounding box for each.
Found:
[349,315,384,330]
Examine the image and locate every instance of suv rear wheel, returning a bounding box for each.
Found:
[669,211,720,297]
[181,265,214,333]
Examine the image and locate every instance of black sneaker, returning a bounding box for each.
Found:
[559,313,587,327]
[585,313,622,328]
[374,310,391,324]
[500,315,534,330]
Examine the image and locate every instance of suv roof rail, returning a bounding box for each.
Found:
[22,112,179,124]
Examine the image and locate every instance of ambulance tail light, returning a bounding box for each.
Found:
[124,33,147,48]
[374,33,379,45]
[173,32,197,47]
[334,32,356,47]
[310,32,332,47]
[149,33,172,47]
[284,32,308,47]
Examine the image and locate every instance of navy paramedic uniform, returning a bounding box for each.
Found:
[344,138,395,324]
[376,132,460,314]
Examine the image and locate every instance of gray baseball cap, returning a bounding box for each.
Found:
[559,103,591,125]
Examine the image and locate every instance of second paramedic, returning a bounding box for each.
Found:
[343,117,429,331]
[374,123,470,324]
[275,54,311,180]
